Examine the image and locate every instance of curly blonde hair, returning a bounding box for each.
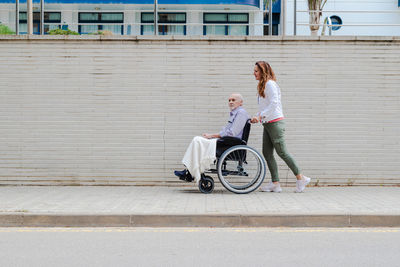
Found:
[255,61,276,98]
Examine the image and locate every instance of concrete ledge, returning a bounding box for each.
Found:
[0,35,399,43]
[1,214,399,228]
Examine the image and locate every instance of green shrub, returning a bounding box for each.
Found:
[48,29,79,35]
[88,30,113,36]
[0,24,15,35]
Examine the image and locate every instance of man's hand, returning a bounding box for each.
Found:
[202,133,212,139]
[250,116,261,123]
[202,133,220,139]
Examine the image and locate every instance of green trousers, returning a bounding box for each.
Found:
[262,120,300,182]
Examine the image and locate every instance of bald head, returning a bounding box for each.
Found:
[228,93,244,111]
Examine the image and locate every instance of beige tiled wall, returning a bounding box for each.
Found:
[0,36,399,185]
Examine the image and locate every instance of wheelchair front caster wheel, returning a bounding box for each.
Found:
[199,175,214,194]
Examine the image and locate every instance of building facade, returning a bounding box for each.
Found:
[1,0,399,36]
[0,0,283,36]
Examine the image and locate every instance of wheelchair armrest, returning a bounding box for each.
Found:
[218,136,247,146]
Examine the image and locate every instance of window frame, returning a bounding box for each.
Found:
[19,12,62,24]
[203,13,249,36]
[78,12,124,35]
[19,12,62,34]
[140,12,187,35]
[78,12,124,24]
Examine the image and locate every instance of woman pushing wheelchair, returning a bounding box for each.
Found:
[252,61,311,193]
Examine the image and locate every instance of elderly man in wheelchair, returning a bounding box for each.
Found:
[174,93,266,194]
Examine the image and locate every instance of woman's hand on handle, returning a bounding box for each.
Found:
[250,116,261,124]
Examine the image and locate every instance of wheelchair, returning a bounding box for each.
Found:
[198,120,267,194]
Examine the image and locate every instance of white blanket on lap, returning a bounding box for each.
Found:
[182,136,217,184]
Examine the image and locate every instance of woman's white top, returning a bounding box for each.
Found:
[257,80,284,123]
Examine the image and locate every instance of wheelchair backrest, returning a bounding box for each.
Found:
[241,119,251,143]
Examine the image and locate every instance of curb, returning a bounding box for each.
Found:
[1,214,400,228]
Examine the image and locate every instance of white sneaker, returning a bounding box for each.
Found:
[295,176,311,193]
[260,182,282,193]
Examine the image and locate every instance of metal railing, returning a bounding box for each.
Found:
[16,22,259,35]
[5,7,268,35]
[5,6,267,35]
[321,16,332,36]
[294,9,400,35]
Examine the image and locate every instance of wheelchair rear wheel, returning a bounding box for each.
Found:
[217,145,266,194]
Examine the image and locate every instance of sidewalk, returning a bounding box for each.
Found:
[0,185,399,227]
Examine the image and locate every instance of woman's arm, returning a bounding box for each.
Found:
[259,82,279,120]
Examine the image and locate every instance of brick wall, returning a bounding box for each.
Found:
[0,36,399,185]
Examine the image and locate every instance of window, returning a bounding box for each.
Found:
[78,12,124,35]
[263,13,280,35]
[19,12,61,34]
[203,13,249,36]
[141,13,186,35]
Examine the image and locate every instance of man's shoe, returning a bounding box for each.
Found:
[295,176,311,193]
[174,169,187,181]
[185,171,194,182]
[174,169,194,182]
[260,182,282,193]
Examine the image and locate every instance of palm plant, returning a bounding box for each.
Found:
[263,0,279,13]
[263,0,279,32]
[264,0,278,6]
[308,0,328,36]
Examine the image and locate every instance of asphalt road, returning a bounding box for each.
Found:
[1,228,399,267]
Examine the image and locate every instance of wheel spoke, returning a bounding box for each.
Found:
[217,146,266,194]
